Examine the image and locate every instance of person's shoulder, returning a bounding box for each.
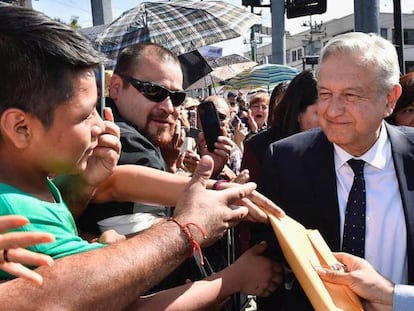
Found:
[245,128,272,147]
[118,121,144,139]
[246,126,285,148]
[393,124,414,135]
[273,127,324,148]
[264,128,327,162]
[386,123,414,145]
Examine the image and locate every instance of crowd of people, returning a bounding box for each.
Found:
[1,3,414,311]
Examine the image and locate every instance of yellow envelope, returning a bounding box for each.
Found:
[268,214,363,311]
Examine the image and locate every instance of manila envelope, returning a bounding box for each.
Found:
[268,214,363,311]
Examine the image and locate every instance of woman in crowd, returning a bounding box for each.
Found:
[246,92,270,136]
[386,71,414,127]
[238,70,319,256]
[241,70,319,184]
[268,81,289,126]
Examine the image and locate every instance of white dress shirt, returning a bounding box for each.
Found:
[334,123,408,284]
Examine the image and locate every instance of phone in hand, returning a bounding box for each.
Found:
[198,101,221,153]
[188,110,197,128]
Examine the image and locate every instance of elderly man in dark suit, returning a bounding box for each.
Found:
[253,32,414,310]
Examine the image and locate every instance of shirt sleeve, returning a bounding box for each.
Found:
[393,284,414,311]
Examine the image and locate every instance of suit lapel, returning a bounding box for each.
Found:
[387,123,414,283]
[306,131,341,250]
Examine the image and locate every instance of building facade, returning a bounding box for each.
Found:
[246,12,414,73]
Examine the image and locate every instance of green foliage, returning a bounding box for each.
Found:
[52,16,81,30]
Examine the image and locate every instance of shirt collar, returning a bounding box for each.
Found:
[334,122,390,170]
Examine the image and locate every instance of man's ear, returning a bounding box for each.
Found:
[384,83,402,118]
[0,108,32,148]
[109,74,123,100]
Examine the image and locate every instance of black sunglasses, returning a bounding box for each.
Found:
[117,73,186,107]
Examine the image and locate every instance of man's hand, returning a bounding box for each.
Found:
[316,252,394,310]
[232,121,248,152]
[198,128,233,178]
[173,155,255,248]
[231,242,283,297]
[177,149,200,174]
[217,182,285,223]
[247,109,259,133]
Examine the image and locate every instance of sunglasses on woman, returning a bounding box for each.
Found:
[116,73,186,107]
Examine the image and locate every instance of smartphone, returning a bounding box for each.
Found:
[198,101,221,152]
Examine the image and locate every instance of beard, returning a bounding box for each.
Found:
[143,110,176,147]
[146,126,174,147]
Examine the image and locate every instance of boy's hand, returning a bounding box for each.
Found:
[161,119,185,173]
[83,107,121,187]
[0,215,54,285]
[95,229,126,245]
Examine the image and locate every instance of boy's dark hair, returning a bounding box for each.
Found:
[0,4,105,127]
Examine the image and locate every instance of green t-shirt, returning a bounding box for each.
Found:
[0,179,105,279]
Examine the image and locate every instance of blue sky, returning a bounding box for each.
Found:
[31,0,414,55]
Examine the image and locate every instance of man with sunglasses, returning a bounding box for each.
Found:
[78,42,185,238]
[79,41,233,234]
[78,42,234,290]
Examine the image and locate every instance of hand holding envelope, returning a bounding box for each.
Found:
[268,214,364,311]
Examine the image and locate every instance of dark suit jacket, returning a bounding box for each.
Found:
[254,123,414,310]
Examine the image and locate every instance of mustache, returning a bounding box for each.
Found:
[149,111,177,124]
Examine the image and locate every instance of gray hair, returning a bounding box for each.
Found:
[317,32,400,96]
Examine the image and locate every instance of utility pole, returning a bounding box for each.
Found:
[354,0,379,33]
[393,0,405,74]
[271,0,286,64]
[302,15,326,70]
[250,6,257,62]
[302,16,326,70]
[90,0,113,26]
[16,0,32,8]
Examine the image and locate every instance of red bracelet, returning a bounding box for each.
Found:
[168,218,207,265]
[212,179,227,190]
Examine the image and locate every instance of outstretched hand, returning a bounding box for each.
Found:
[0,215,54,285]
[231,242,283,297]
[173,155,256,248]
[217,182,285,222]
